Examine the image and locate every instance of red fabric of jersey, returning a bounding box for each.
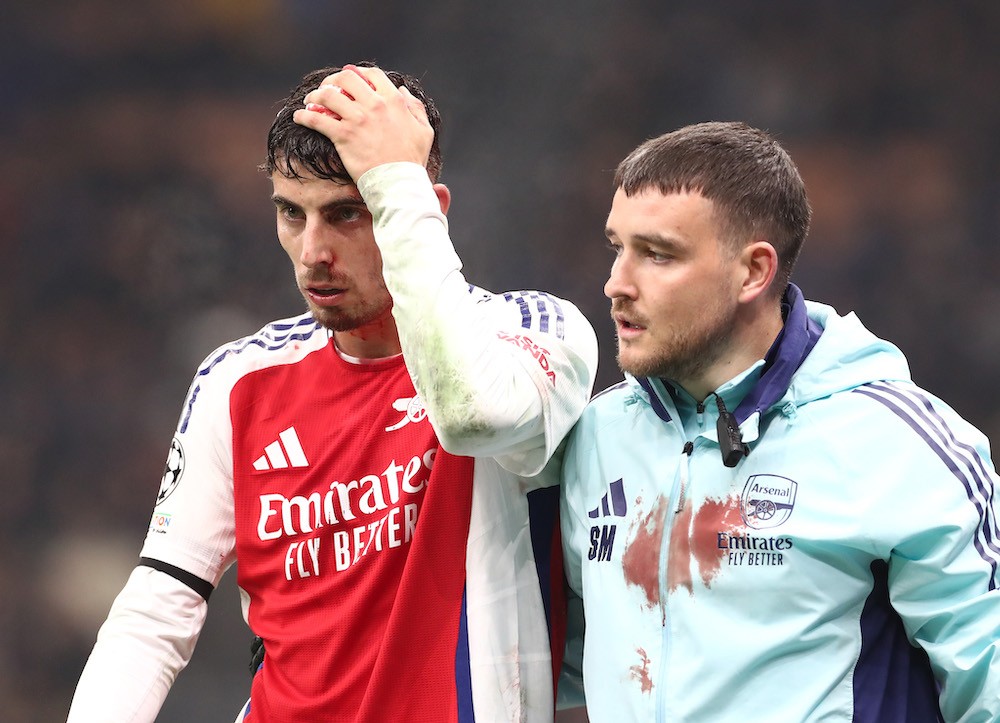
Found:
[231,342,473,722]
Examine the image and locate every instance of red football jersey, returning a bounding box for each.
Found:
[233,345,473,721]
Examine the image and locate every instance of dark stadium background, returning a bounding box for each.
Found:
[2,1,999,719]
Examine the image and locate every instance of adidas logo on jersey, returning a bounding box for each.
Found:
[588,478,626,562]
[253,427,310,471]
[588,478,626,518]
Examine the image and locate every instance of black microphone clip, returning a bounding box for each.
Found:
[715,395,749,467]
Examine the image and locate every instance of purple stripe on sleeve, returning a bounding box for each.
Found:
[502,291,568,339]
[855,385,999,588]
[503,292,532,330]
[870,382,1000,557]
[179,318,322,432]
[532,295,550,334]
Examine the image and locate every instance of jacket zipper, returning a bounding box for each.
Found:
[674,441,694,513]
[657,440,694,723]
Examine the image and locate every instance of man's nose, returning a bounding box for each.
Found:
[604,255,636,300]
[299,222,336,267]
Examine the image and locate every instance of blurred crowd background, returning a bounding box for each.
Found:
[3,1,999,719]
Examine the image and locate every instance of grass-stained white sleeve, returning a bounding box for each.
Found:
[357,162,598,477]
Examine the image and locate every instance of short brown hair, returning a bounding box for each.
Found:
[263,61,443,184]
[615,121,810,292]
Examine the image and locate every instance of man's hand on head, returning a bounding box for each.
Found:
[293,64,434,181]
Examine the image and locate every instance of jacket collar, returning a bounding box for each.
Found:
[732,283,823,424]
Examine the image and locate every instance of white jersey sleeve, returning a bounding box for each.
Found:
[67,566,208,722]
[136,335,243,583]
[68,320,322,720]
[357,162,599,477]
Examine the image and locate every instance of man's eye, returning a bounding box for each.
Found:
[607,241,623,256]
[278,205,302,220]
[337,207,363,222]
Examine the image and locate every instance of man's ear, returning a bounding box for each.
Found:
[738,240,779,304]
[432,183,452,215]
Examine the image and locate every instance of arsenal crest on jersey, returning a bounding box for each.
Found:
[740,474,798,529]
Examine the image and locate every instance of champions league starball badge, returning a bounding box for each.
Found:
[156,437,185,506]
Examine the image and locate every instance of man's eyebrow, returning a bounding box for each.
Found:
[605,227,685,251]
[270,195,367,212]
[321,197,367,213]
[635,232,683,249]
[271,193,296,207]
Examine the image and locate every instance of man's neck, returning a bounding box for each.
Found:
[683,303,785,402]
[331,321,402,360]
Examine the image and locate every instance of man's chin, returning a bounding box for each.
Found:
[616,346,675,380]
[309,305,386,334]
[309,307,349,331]
[617,351,654,379]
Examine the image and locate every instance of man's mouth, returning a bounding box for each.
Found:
[306,285,347,305]
[613,313,646,338]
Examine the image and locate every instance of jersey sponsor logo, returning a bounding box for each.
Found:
[253,427,309,471]
[717,530,793,567]
[256,448,436,579]
[156,437,185,506]
[588,478,627,561]
[740,474,798,529]
[497,331,557,385]
[384,395,427,432]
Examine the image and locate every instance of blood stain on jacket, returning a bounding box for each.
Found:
[690,495,743,587]
[628,647,654,694]
[622,496,669,606]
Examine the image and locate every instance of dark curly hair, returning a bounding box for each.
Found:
[262,61,443,183]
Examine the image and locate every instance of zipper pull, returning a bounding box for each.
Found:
[675,442,694,512]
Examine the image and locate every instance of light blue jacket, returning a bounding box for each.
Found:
[560,286,1000,722]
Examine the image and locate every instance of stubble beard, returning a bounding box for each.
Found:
[616,301,737,385]
[299,267,392,332]
[307,293,392,332]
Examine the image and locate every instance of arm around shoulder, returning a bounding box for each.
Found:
[359,163,598,474]
[427,295,598,476]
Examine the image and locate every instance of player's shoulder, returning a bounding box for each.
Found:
[583,379,633,420]
[192,312,326,382]
[567,379,637,444]
[174,314,326,436]
[467,283,575,310]
[837,379,992,456]
[562,380,634,475]
[468,283,593,342]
